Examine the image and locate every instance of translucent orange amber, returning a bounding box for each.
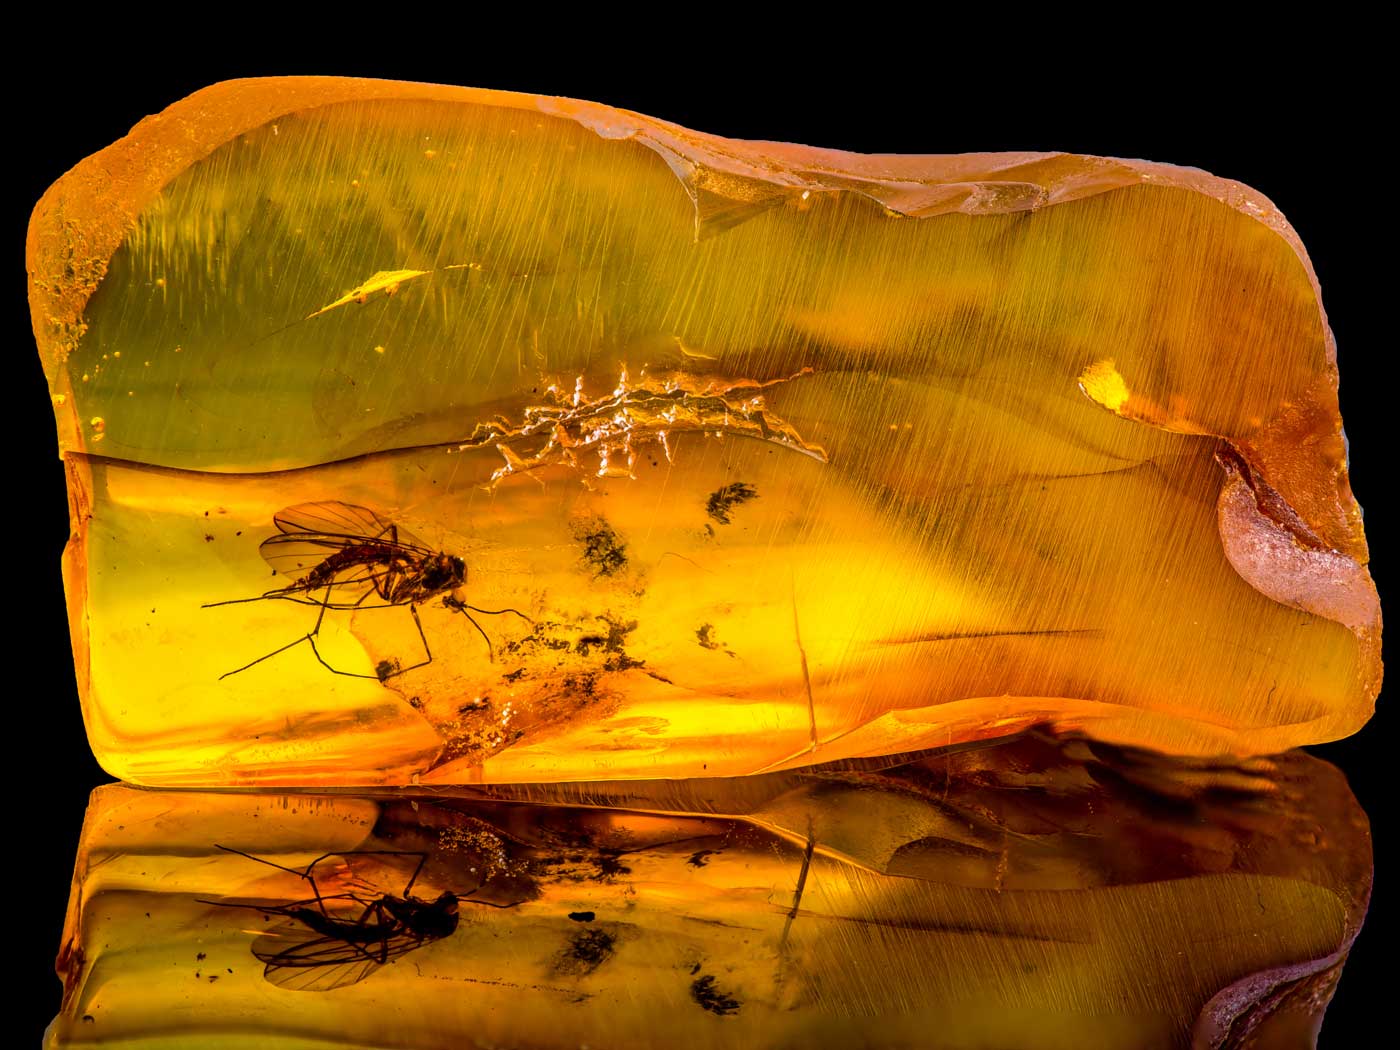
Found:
[28,78,1379,785]
[48,732,1371,1049]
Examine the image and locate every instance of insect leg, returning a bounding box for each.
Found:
[373,901,395,963]
[304,580,385,680]
[221,845,336,907]
[312,580,334,633]
[214,583,333,679]
[402,852,428,897]
[217,632,315,680]
[320,897,395,967]
[450,602,496,662]
[210,844,336,917]
[380,605,434,678]
[214,845,309,878]
[440,596,518,661]
[301,872,334,921]
[459,602,533,624]
[306,850,431,897]
[456,891,522,909]
[197,896,265,911]
[202,588,295,609]
[318,897,392,967]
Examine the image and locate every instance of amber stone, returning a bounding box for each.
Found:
[28,78,1379,785]
[46,731,1370,1049]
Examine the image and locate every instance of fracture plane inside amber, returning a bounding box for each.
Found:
[47,731,1372,1050]
[28,77,1380,785]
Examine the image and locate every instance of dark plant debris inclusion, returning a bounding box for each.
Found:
[691,973,743,1015]
[573,516,629,577]
[705,483,758,525]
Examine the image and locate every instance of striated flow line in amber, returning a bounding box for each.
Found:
[46,730,1371,1049]
[27,78,1380,785]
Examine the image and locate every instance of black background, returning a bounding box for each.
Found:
[13,43,1385,1047]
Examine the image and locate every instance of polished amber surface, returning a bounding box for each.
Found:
[28,79,1380,784]
[47,731,1370,1049]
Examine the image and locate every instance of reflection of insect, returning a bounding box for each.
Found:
[200,846,460,991]
[203,501,529,680]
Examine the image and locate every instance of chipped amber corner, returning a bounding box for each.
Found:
[28,77,1379,789]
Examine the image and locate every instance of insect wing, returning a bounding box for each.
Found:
[306,851,430,899]
[259,502,432,584]
[273,502,398,540]
[258,535,400,596]
[252,920,385,991]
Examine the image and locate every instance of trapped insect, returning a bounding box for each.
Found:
[203,501,529,680]
[200,846,460,991]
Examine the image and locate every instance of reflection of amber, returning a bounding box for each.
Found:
[29,80,1379,784]
[50,730,1370,1048]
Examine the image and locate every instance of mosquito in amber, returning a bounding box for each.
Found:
[200,846,459,991]
[203,501,529,680]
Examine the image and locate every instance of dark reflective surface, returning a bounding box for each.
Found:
[47,730,1370,1048]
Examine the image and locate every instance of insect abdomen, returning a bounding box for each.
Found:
[294,906,393,944]
[302,545,394,589]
